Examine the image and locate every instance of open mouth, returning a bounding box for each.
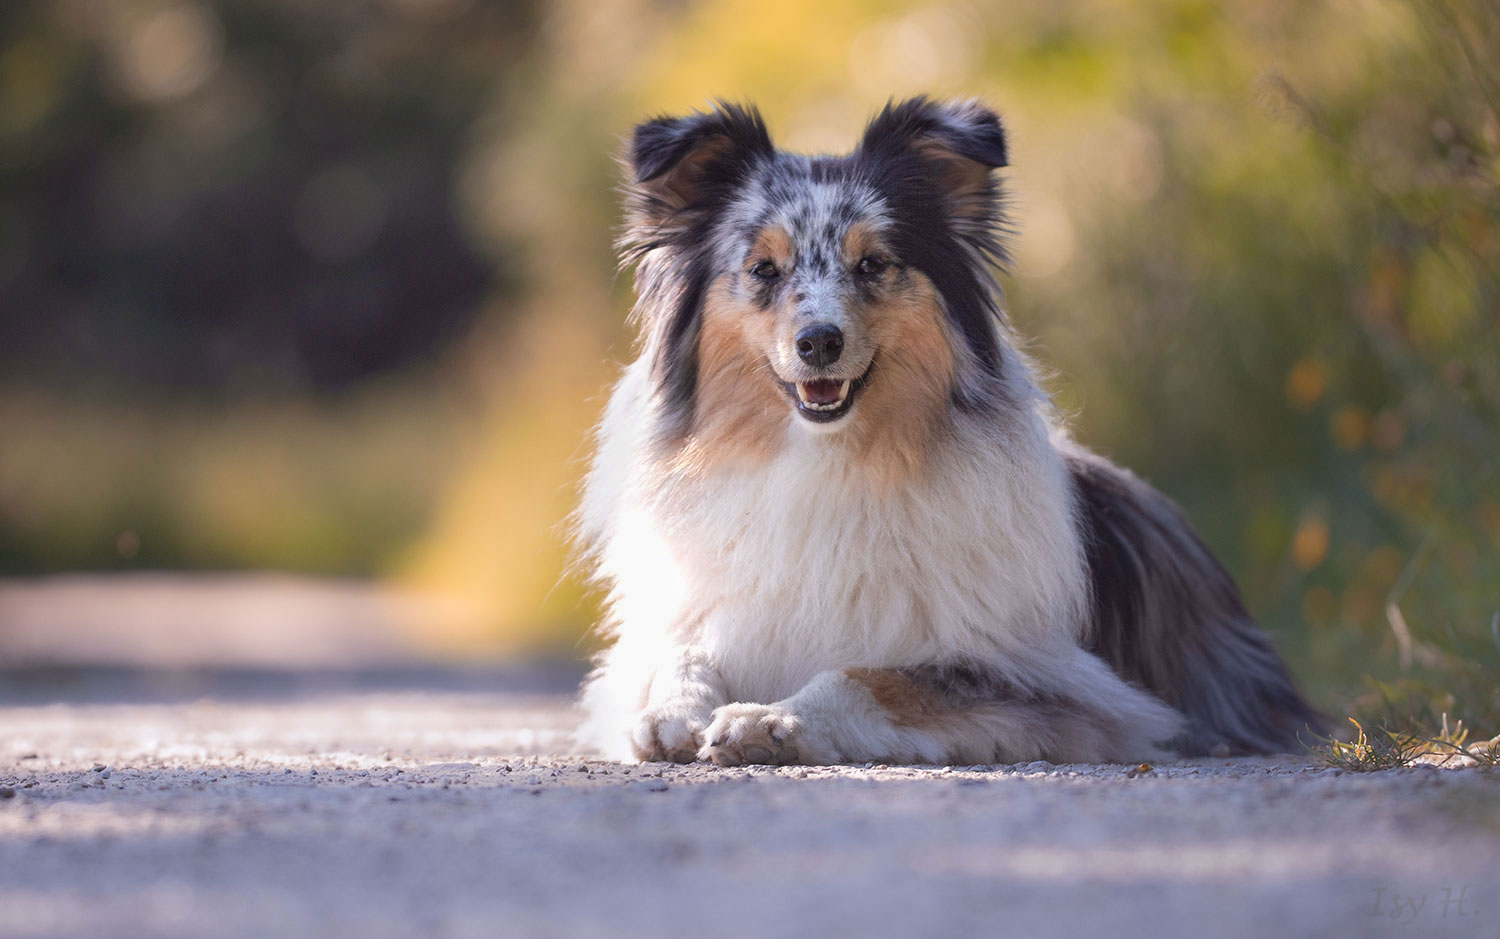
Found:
[778,360,875,424]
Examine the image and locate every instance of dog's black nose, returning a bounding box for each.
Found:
[795,323,844,367]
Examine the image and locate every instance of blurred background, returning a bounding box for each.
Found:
[0,0,1495,728]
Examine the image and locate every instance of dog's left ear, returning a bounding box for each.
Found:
[858,97,1007,216]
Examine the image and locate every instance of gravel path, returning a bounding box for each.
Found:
[2,676,1498,939]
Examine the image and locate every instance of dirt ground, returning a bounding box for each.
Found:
[2,672,1498,939]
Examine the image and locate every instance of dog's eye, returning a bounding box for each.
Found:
[856,256,887,277]
[750,260,781,281]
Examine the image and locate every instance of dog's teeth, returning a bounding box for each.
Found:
[795,379,854,411]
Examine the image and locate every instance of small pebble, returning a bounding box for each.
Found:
[630,779,669,793]
[0,787,15,799]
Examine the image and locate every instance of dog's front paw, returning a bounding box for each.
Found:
[630,703,710,763]
[699,703,804,766]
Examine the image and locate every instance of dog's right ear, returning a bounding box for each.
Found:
[624,102,774,234]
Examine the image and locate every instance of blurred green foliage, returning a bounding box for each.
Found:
[0,0,1495,723]
[1013,0,1500,727]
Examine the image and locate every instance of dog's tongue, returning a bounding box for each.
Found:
[800,379,844,405]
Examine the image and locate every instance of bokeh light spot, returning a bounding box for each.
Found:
[112,4,224,103]
[1330,406,1368,450]
[1284,359,1327,410]
[1292,517,1330,570]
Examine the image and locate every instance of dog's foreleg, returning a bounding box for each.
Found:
[698,663,1181,766]
[630,647,729,762]
[695,669,912,766]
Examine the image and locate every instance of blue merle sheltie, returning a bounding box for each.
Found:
[576,97,1322,766]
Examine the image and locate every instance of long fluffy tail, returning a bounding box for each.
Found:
[1066,447,1326,755]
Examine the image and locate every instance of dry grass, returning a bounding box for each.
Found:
[1312,715,1500,771]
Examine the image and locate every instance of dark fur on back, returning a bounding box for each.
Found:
[1067,448,1325,754]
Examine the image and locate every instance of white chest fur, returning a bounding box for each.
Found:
[604,412,1090,705]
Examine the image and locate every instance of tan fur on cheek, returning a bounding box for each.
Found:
[846,275,957,488]
[673,280,787,474]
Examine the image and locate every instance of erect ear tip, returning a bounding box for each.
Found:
[945,98,1002,126]
[629,115,690,183]
[938,98,1008,168]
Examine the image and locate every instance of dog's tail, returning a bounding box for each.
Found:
[1066,447,1326,755]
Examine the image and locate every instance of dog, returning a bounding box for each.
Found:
[575,97,1322,766]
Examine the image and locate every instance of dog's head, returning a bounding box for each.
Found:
[620,97,1013,460]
